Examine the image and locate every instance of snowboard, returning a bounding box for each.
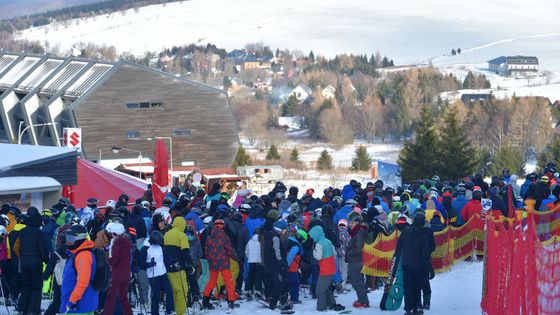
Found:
[379,253,404,311]
[254,296,296,314]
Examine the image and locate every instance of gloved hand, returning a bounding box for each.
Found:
[67,301,78,311]
[147,257,156,268]
[429,269,435,280]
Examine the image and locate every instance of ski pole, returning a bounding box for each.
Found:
[178,269,190,315]
[0,277,10,315]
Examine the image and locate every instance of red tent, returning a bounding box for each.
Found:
[152,139,169,207]
[66,158,147,208]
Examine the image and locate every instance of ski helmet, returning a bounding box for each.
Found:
[0,225,6,238]
[106,222,125,236]
[66,224,88,250]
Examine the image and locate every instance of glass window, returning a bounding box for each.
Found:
[139,102,150,108]
[126,131,140,139]
[126,103,139,109]
[173,128,191,136]
[151,102,163,108]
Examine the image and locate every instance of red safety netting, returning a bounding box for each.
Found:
[481,201,560,315]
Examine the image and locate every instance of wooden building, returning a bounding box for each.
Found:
[0,51,239,169]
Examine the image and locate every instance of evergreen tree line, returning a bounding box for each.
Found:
[0,0,182,33]
[397,102,542,182]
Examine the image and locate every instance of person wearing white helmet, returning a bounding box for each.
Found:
[103,222,134,315]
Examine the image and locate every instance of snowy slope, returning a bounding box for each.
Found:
[17,0,560,64]
[28,261,482,315]
[219,261,482,315]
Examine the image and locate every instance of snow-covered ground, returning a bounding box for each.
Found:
[17,0,560,65]
[28,261,482,315]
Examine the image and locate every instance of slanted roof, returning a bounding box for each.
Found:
[0,143,77,170]
[0,176,61,194]
[506,56,538,65]
[488,56,507,65]
[488,55,539,65]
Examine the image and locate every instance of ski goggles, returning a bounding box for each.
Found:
[65,232,88,244]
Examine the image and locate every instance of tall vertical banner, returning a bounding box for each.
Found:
[63,128,82,152]
[153,139,169,208]
[377,161,402,188]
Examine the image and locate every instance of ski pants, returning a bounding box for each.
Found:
[245,263,264,292]
[149,274,174,315]
[310,264,319,297]
[204,269,236,301]
[348,262,369,305]
[316,274,335,311]
[287,271,299,302]
[168,271,189,315]
[403,266,428,312]
[19,264,42,314]
[44,278,61,315]
[103,277,133,315]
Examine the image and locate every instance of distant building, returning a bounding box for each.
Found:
[0,51,239,169]
[321,84,336,99]
[289,84,312,103]
[461,93,491,104]
[488,55,539,78]
[278,116,303,130]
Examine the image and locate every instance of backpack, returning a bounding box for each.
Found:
[74,248,110,292]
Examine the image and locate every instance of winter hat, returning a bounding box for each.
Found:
[473,186,482,192]
[289,186,299,195]
[396,213,410,225]
[273,220,288,231]
[374,205,384,215]
[267,209,280,221]
[203,216,213,224]
[305,188,315,196]
[338,219,348,227]
[214,219,225,228]
[348,212,363,223]
[237,189,250,197]
[346,199,357,205]
[141,200,151,208]
[413,212,426,226]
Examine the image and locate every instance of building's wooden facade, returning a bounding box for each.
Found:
[0,52,239,169]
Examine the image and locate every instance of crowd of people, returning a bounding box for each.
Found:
[0,163,557,315]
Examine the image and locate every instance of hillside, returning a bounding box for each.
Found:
[17,0,560,64]
[0,0,100,19]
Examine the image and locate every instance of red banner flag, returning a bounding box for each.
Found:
[152,139,169,208]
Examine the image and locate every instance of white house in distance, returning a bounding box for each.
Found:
[289,84,313,103]
[488,55,539,78]
[321,84,336,99]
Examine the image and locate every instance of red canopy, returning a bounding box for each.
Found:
[152,139,169,207]
[67,158,147,208]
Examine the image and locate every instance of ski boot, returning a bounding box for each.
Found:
[332,304,345,311]
[227,301,236,313]
[352,301,369,308]
[422,294,431,310]
[202,296,215,310]
[245,290,253,301]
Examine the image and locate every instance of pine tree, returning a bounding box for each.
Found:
[351,146,373,171]
[397,105,442,182]
[232,147,251,168]
[317,149,333,170]
[290,147,300,162]
[489,143,525,176]
[463,71,475,89]
[537,136,560,172]
[309,51,315,63]
[266,144,281,161]
[451,49,456,56]
[283,94,299,116]
[438,105,477,179]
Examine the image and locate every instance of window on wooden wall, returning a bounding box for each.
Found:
[173,128,191,136]
[125,102,164,109]
[126,130,140,139]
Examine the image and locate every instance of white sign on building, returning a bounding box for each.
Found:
[63,128,82,152]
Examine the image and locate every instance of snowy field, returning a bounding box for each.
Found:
[17,0,560,66]
[25,261,482,315]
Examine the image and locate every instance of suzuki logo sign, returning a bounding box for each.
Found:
[63,128,82,152]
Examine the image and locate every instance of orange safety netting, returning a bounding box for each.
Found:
[481,201,560,315]
[361,214,485,276]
